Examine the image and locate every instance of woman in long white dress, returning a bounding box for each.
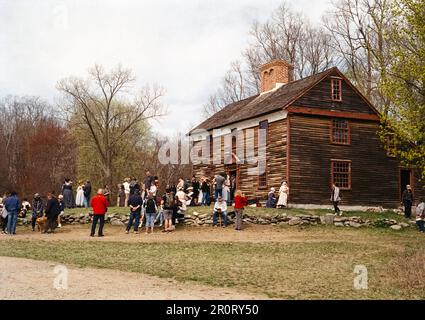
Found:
[277,181,289,208]
[75,184,85,207]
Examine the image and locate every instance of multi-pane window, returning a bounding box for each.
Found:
[331,78,342,101]
[208,134,213,159]
[331,160,351,190]
[331,119,350,144]
[258,120,268,188]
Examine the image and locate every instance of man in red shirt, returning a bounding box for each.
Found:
[90,189,109,237]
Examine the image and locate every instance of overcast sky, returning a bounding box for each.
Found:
[0,0,331,136]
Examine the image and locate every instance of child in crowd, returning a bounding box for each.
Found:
[161,188,175,233]
[57,194,65,228]
[233,190,247,231]
[415,198,425,233]
[31,193,44,231]
[144,192,157,234]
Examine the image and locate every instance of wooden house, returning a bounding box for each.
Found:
[189,60,423,208]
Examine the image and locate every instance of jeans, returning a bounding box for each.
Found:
[213,210,227,226]
[202,192,209,206]
[416,220,424,232]
[84,196,90,208]
[7,211,18,235]
[155,210,164,225]
[127,211,141,231]
[145,212,155,228]
[214,188,222,201]
[235,208,243,230]
[91,215,105,236]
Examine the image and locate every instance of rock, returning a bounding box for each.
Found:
[334,222,344,227]
[204,219,214,224]
[399,222,410,228]
[192,211,199,217]
[334,217,348,222]
[288,217,302,226]
[390,225,402,230]
[296,214,312,219]
[366,207,384,213]
[349,221,362,228]
[111,219,125,226]
[320,214,335,225]
[79,213,85,218]
[198,214,208,219]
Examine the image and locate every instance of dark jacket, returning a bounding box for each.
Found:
[83,182,92,197]
[4,195,20,213]
[201,182,210,193]
[45,197,61,220]
[266,192,277,208]
[32,198,44,212]
[144,198,157,214]
[58,200,65,212]
[128,194,143,213]
[402,190,414,203]
[144,176,154,190]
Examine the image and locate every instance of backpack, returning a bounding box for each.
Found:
[164,193,174,208]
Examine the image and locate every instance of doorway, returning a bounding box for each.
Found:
[399,169,412,198]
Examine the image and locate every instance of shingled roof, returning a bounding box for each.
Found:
[190,67,336,133]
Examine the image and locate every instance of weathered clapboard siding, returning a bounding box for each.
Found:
[293,71,375,115]
[192,119,287,200]
[191,64,423,208]
[288,114,401,207]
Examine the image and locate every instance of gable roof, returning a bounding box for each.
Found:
[190,67,379,133]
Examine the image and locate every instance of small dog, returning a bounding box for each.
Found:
[36,216,48,232]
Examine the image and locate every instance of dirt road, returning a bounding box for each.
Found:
[0,256,267,300]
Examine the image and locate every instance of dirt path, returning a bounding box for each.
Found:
[0,256,267,300]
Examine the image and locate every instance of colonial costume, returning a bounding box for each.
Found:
[75,185,85,207]
[277,182,289,207]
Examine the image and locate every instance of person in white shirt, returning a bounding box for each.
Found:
[176,187,188,212]
[123,178,130,207]
[213,196,228,227]
[330,183,341,215]
[415,198,425,233]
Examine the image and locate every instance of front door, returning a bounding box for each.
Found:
[399,168,412,198]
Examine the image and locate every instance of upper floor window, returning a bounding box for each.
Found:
[208,134,213,158]
[258,120,268,188]
[331,78,342,101]
[331,119,350,145]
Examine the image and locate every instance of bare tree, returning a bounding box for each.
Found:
[203,1,336,117]
[203,60,256,118]
[57,64,165,188]
[0,95,75,196]
[323,0,394,111]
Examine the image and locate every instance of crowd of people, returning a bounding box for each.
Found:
[1,170,424,236]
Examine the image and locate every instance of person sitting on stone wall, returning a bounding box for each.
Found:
[213,196,228,227]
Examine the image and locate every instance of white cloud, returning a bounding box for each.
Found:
[0,0,331,136]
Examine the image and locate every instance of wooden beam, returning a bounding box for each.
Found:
[287,106,380,121]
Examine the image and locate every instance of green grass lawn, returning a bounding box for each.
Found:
[0,226,423,299]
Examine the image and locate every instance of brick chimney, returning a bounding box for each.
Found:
[259,60,294,93]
